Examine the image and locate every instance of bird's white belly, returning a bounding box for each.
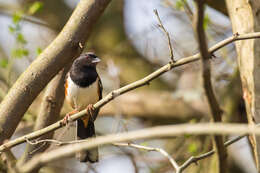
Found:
[66,76,99,111]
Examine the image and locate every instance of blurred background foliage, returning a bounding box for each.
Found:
[0,0,256,173]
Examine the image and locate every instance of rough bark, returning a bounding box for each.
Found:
[0,0,111,144]
[226,0,260,171]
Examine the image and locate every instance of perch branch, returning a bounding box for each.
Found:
[0,32,260,151]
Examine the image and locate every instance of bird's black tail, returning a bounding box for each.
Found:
[76,119,98,163]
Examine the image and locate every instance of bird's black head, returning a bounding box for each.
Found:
[76,52,101,67]
[70,52,101,87]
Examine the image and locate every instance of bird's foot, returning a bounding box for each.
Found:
[86,104,95,121]
[62,109,78,125]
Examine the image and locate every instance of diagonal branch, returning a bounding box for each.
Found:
[0,32,260,152]
[193,1,227,173]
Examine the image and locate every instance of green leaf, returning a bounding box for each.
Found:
[8,25,15,33]
[16,33,27,44]
[189,118,197,124]
[203,14,210,30]
[12,12,22,24]
[0,59,8,68]
[11,48,29,58]
[188,143,198,154]
[175,0,187,10]
[140,142,148,147]
[175,0,184,10]
[36,47,42,55]
[28,1,43,15]
[184,134,191,138]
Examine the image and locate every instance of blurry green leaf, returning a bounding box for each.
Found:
[188,143,198,154]
[175,0,184,10]
[12,12,22,24]
[189,118,197,124]
[0,59,8,68]
[22,112,36,122]
[140,142,148,147]
[175,0,186,10]
[16,33,27,44]
[11,48,29,58]
[28,1,43,15]
[8,25,15,33]
[36,47,42,55]
[184,134,191,138]
[203,14,210,30]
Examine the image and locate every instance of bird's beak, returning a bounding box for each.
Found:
[91,57,101,64]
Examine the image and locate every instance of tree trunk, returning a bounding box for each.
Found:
[226,0,260,171]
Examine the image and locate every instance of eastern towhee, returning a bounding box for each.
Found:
[64,52,103,163]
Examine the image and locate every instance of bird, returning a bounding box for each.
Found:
[64,52,103,163]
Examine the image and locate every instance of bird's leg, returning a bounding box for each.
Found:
[62,109,79,125]
[86,104,95,122]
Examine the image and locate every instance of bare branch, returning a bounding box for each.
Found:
[0,32,260,152]
[193,1,226,172]
[154,9,175,62]
[177,135,246,173]
[17,123,260,172]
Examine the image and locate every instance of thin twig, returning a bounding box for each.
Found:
[154,9,175,62]
[0,32,260,153]
[114,142,179,171]
[193,1,226,172]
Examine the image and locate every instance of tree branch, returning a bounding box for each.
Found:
[0,0,111,144]
[17,123,260,172]
[0,32,260,152]
[177,135,246,173]
[226,0,260,170]
[193,1,227,172]
[114,142,179,170]
[154,9,175,62]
